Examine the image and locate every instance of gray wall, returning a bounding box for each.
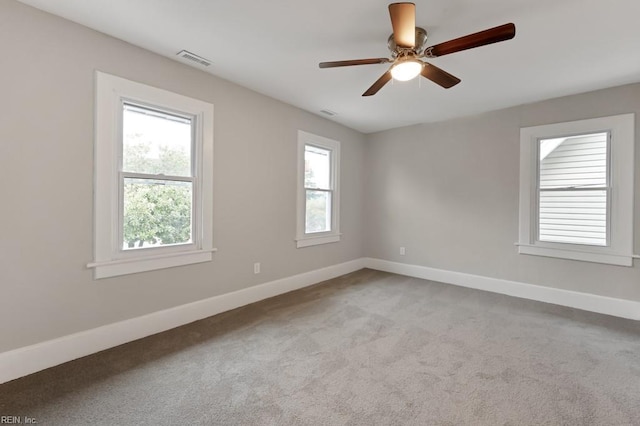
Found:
[365,83,640,302]
[0,1,365,352]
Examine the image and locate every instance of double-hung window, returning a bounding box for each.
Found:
[90,72,214,278]
[296,131,341,248]
[518,114,634,266]
[121,103,195,250]
[537,132,608,246]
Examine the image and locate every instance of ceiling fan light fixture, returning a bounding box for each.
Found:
[390,59,422,81]
[319,3,515,96]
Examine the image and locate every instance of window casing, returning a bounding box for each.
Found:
[296,131,341,248]
[90,72,214,278]
[518,114,634,266]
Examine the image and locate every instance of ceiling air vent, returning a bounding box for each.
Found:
[176,50,212,67]
[320,109,337,117]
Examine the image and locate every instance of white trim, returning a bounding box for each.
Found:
[518,113,635,266]
[0,259,365,384]
[295,233,342,248]
[364,258,640,321]
[517,243,632,266]
[87,248,218,268]
[92,71,214,279]
[88,248,218,279]
[296,130,341,248]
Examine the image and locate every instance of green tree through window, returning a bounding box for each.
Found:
[122,137,193,248]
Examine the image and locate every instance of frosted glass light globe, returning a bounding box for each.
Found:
[391,60,422,81]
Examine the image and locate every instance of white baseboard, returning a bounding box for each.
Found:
[364,258,640,321]
[0,259,365,385]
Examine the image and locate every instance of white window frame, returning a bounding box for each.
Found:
[89,71,215,278]
[296,130,341,248]
[518,113,634,266]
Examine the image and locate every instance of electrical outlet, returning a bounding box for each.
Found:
[400,247,406,256]
[253,262,261,274]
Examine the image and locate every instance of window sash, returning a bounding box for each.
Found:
[304,188,333,234]
[121,100,197,177]
[118,172,197,253]
[537,188,609,246]
[304,144,332,191]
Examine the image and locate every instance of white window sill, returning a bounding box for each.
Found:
[88,248,217,279]
[296,233,341,248]
[516,243,633,267]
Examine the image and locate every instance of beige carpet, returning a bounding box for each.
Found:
[1,269,639,425]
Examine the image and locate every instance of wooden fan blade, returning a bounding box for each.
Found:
[363,71,392,96]
[420,63,461,88]
[424,23,515,58]
[389,2,416,48]
[319,58,390,68]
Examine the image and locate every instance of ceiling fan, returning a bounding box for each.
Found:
[319,2,516,96]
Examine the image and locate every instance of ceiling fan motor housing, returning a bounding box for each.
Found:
[388,27,428,56]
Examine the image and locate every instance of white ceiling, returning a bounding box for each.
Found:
[17,0,640,133]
